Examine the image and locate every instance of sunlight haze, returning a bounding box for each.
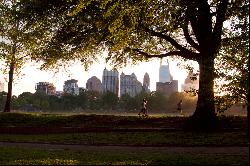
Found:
[0,57,198,96]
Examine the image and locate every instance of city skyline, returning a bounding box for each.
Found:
[0,58,199,96]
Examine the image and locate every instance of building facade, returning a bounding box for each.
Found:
[159,60,173,83]
[86,76,102,93]
[120,72,142,97]
[156,61,178,96]
[102,68,119,96]
[35,82,56,95]
[143,72,150,93]
[63,79,79,95]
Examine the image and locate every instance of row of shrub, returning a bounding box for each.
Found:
[0,91,197,113]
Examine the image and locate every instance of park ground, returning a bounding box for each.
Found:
[0,112,249,165]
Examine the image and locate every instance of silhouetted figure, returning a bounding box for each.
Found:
[177,99,183,115]
[138,98,148,117]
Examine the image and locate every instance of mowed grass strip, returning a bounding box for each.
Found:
[0,112,248,130]
[0,131,248,146]
[0,112,184,128]
[0,146,248,165]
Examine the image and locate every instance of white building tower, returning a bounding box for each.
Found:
[143,72,150,93]
[102,68,119,96]
[159,60,173,83]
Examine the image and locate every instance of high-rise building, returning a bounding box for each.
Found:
[120,72,142,97]
[159,60,173,83]
[181,71,199,91]
[0,81,4,92]
[63,79,79,95]
[143,72,150,93]
[156,60,178,96]
[86,76,102,93]
[35,82,56,95]
[102,68,119,96]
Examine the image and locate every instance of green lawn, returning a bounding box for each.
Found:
[0,146,248,165]
[0,112,248,165]
[0,131,248,146]
[0,112,247,129]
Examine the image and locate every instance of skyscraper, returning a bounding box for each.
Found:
[120,72,142,97]
[102,68,119,96]
[143,72,150,93]
[159,60,173,83]
[156,60,178,96]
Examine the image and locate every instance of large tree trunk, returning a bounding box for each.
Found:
[3,62,15,112]
[189,53,219,130]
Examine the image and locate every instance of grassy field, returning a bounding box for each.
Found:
[0,146,248,165]
[0,112,248,165]
[0,112,247,128]
[0,131,248,146]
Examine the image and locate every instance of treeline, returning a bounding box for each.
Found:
[0,91,197,113]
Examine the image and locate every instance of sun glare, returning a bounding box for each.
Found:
[0,57,193,96]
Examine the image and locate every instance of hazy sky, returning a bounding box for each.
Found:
[0,57,198,96]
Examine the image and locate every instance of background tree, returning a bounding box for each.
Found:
[47,95,63,111]
[119,93,137,111]
[76,90,88,110]
[148,91,168,112]
[101,91,119,110]
[86,90,102,110]
[0,0,49,112]
[32,91,50,110]
[0,91,7,110]
[12,92,33,110]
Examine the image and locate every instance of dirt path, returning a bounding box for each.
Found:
[0,142,248,155]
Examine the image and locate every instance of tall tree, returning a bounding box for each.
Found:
[0,0,48,112]
[20,0,248,129]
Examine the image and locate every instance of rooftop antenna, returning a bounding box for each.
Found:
[160,57,169,66]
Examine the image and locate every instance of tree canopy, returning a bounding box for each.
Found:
[215,3,249,111]
[0,0,51,112]
[16,0,249,129]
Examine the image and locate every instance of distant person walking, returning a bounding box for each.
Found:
[138,98,148,117]
[177,99,183,115]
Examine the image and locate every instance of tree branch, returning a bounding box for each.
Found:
[132,49,199,61]
[143,27,198,60]
[144,27,181,50]
[212,0,229,53]
[183,18,200,51]
[187,7,201,44]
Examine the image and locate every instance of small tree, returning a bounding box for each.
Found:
[0,0,49,112]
